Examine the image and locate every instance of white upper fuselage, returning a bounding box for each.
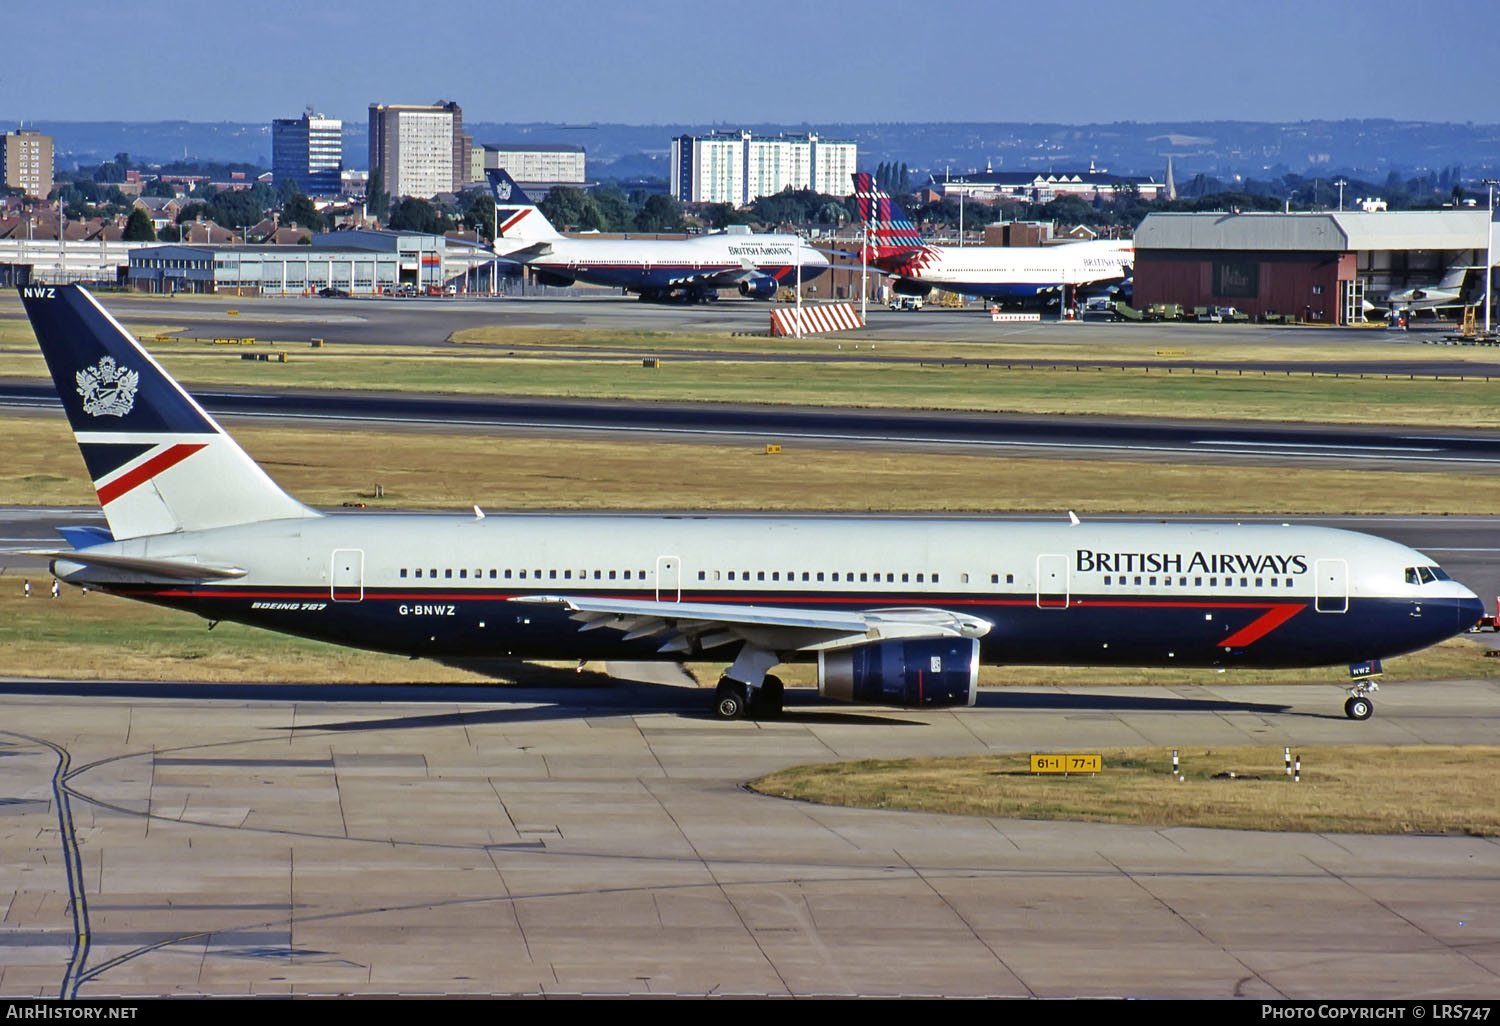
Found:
[496,231,830,290]
[883,238,1133,295]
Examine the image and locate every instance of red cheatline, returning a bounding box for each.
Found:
[96,443,208,505]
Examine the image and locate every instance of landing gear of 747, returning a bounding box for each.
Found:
[715,678,748,720]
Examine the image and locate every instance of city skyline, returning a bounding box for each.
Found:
[3,0,1498,126]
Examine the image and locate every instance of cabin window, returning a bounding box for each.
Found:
[1195,577,1203,586]
[902,573,909,583]
[445,569,453,579]
[594,570,602,580]
[817,572,825,581]
[713,570,721,581]
[758,571,765,581]
[1134,576,1142,585]
[728,571,736,580]
[1255,578,1263,588]
[609,570,617,580]
[1270,578,1278,587]
[1179,577,1186,586]
[1006,574,1014,584]
[802,572,810,581]
[1149,576,1157,586]
[1240,578,1248,588]
[932,574,940,583]
[534,569,541,579]
[772,572,779,581]
[400,568,408,578]
[519,570,527,579]
[1104,575,1112,586]
[1209,577,1217,587]
[917,573,924,583]
[886,573,894,583]
[622,570,630,580]
[550,570,558,579]
[430,568,437,578]
[504,569,512,579]
[698,571,706,581]
[1285,578,1293,587]
[490,570,497,579]
[460,569,467,579]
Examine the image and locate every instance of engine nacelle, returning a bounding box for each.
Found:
[818,638,978,709]
[738,276,779,299]
[890,278,932,298]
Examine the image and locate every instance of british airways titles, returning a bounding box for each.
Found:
[1075,549,1310,576]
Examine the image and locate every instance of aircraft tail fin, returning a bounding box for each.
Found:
[1437,265,1469,290]
[487,168,561,241]
[852,172,926,264]
[19,284,319,540]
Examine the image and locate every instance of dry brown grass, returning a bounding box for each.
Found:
[750,745,1500,834]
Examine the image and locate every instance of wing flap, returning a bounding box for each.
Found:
[514,595,991,652]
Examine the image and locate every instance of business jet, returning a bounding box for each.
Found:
[18,285,1484,721]
[487,170,828,303]
[1376,266,1477,318]
[852,172,1133,307]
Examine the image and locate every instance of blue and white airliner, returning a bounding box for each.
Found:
[488,170,829,303]
[853,172,1134,307]
[19,285,1485,721]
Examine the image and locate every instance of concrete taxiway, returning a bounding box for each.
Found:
[1,676,1498,998]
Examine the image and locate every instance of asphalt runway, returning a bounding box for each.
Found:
[7,381,1500,474]
[1,674,1498,998]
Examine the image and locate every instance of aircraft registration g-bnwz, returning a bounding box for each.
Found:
[19,285,1485,721]
[487,169,829,303]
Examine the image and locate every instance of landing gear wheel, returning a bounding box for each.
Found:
[756,675,785,719]
[714,678,748,720]
[1344,696,1373,721]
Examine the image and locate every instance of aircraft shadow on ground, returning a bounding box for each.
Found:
[0,679,1295,731]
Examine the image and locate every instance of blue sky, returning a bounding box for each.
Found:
[6,0,1498,124]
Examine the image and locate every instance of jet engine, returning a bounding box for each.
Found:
[890,278,932,298]
[817,638,978,708]
[737,277,780,299]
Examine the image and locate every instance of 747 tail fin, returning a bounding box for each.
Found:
[486,168,561,243]
[851,172,926,264]
[19,284,318,540]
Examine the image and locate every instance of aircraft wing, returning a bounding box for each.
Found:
[511,594,991,655]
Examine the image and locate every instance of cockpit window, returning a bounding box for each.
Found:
[1406,566,1450,585]
[1405,567,1420,585]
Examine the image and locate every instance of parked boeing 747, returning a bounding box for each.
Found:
[19,285,1485,720]
[487,169,828,303]
[853,172,1133,308]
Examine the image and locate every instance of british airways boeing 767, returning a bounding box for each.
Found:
[19,285,1484,720]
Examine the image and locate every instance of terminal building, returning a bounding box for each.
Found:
[1133,210,1496,324]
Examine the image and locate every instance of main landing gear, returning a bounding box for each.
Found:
[714,675,784,720]
[1344,677,1378,721]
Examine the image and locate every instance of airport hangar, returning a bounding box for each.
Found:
[1132,209,1494,324]
[125,228,498,295]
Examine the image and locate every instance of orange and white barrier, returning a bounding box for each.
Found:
[771,303,866,337]
[991,312,1041,322]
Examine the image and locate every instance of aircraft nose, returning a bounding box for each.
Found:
[1458,594,1487,631]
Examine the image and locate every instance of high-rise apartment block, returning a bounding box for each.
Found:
[670,131,856,206]
[368,101,473,200]
[2,130,53,199]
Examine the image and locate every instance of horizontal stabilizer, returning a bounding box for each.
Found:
[29,549,247,580]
